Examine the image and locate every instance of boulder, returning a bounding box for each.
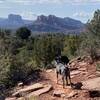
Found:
[82,77,100,91]
[12,83,44,97]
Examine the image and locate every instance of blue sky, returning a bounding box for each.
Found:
[0,0,100,23]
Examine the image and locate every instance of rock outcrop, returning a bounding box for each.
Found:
[82,77,100,91]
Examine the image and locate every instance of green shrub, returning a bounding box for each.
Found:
[16,27,31,39]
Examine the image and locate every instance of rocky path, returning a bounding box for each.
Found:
[6,57,100,100]
[39,59,100,100]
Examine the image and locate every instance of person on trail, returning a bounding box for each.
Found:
[55,48,69,65]
[61,55,69,65]
[55,48,61,64]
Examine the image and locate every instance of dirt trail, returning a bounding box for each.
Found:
[44,69,72,92]
[38,59,100,100]
[39,69,72,100]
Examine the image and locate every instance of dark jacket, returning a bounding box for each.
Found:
[55,55,69,65]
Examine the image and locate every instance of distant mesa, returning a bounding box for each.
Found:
[28,15,85,33]
[0,14,33,29]
[8,14,22,21]
[0,14,85,33]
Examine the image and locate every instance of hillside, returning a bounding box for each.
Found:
[28,15,85,33]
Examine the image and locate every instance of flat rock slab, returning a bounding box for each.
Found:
[12,83,44,97]
[26,85,52,99]
[82,77,100,91]
[78,62,87,66]
[79,68,87,71]
[71,75,75,78]
[65,91,78,99]
[70,62,76,67]
[70,70,81,76]
[17,97,25,100]
[88,75,96,79]
[5,97,16,100]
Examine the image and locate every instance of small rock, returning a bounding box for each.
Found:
[70,62,76,67]
[61,94,66,98]
[65,91,78,98]
[53,90,65,97]
[18,82,23,87]
[51,96,56,100]
[46,69,53,73]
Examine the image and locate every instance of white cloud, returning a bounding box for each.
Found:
[73,11,93,18]
[0,0,5,3]
[0,0,99,5]
[6,0,64,5]
[21,11,37,20]
[6,11,38,20]
[5,0,100,5]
